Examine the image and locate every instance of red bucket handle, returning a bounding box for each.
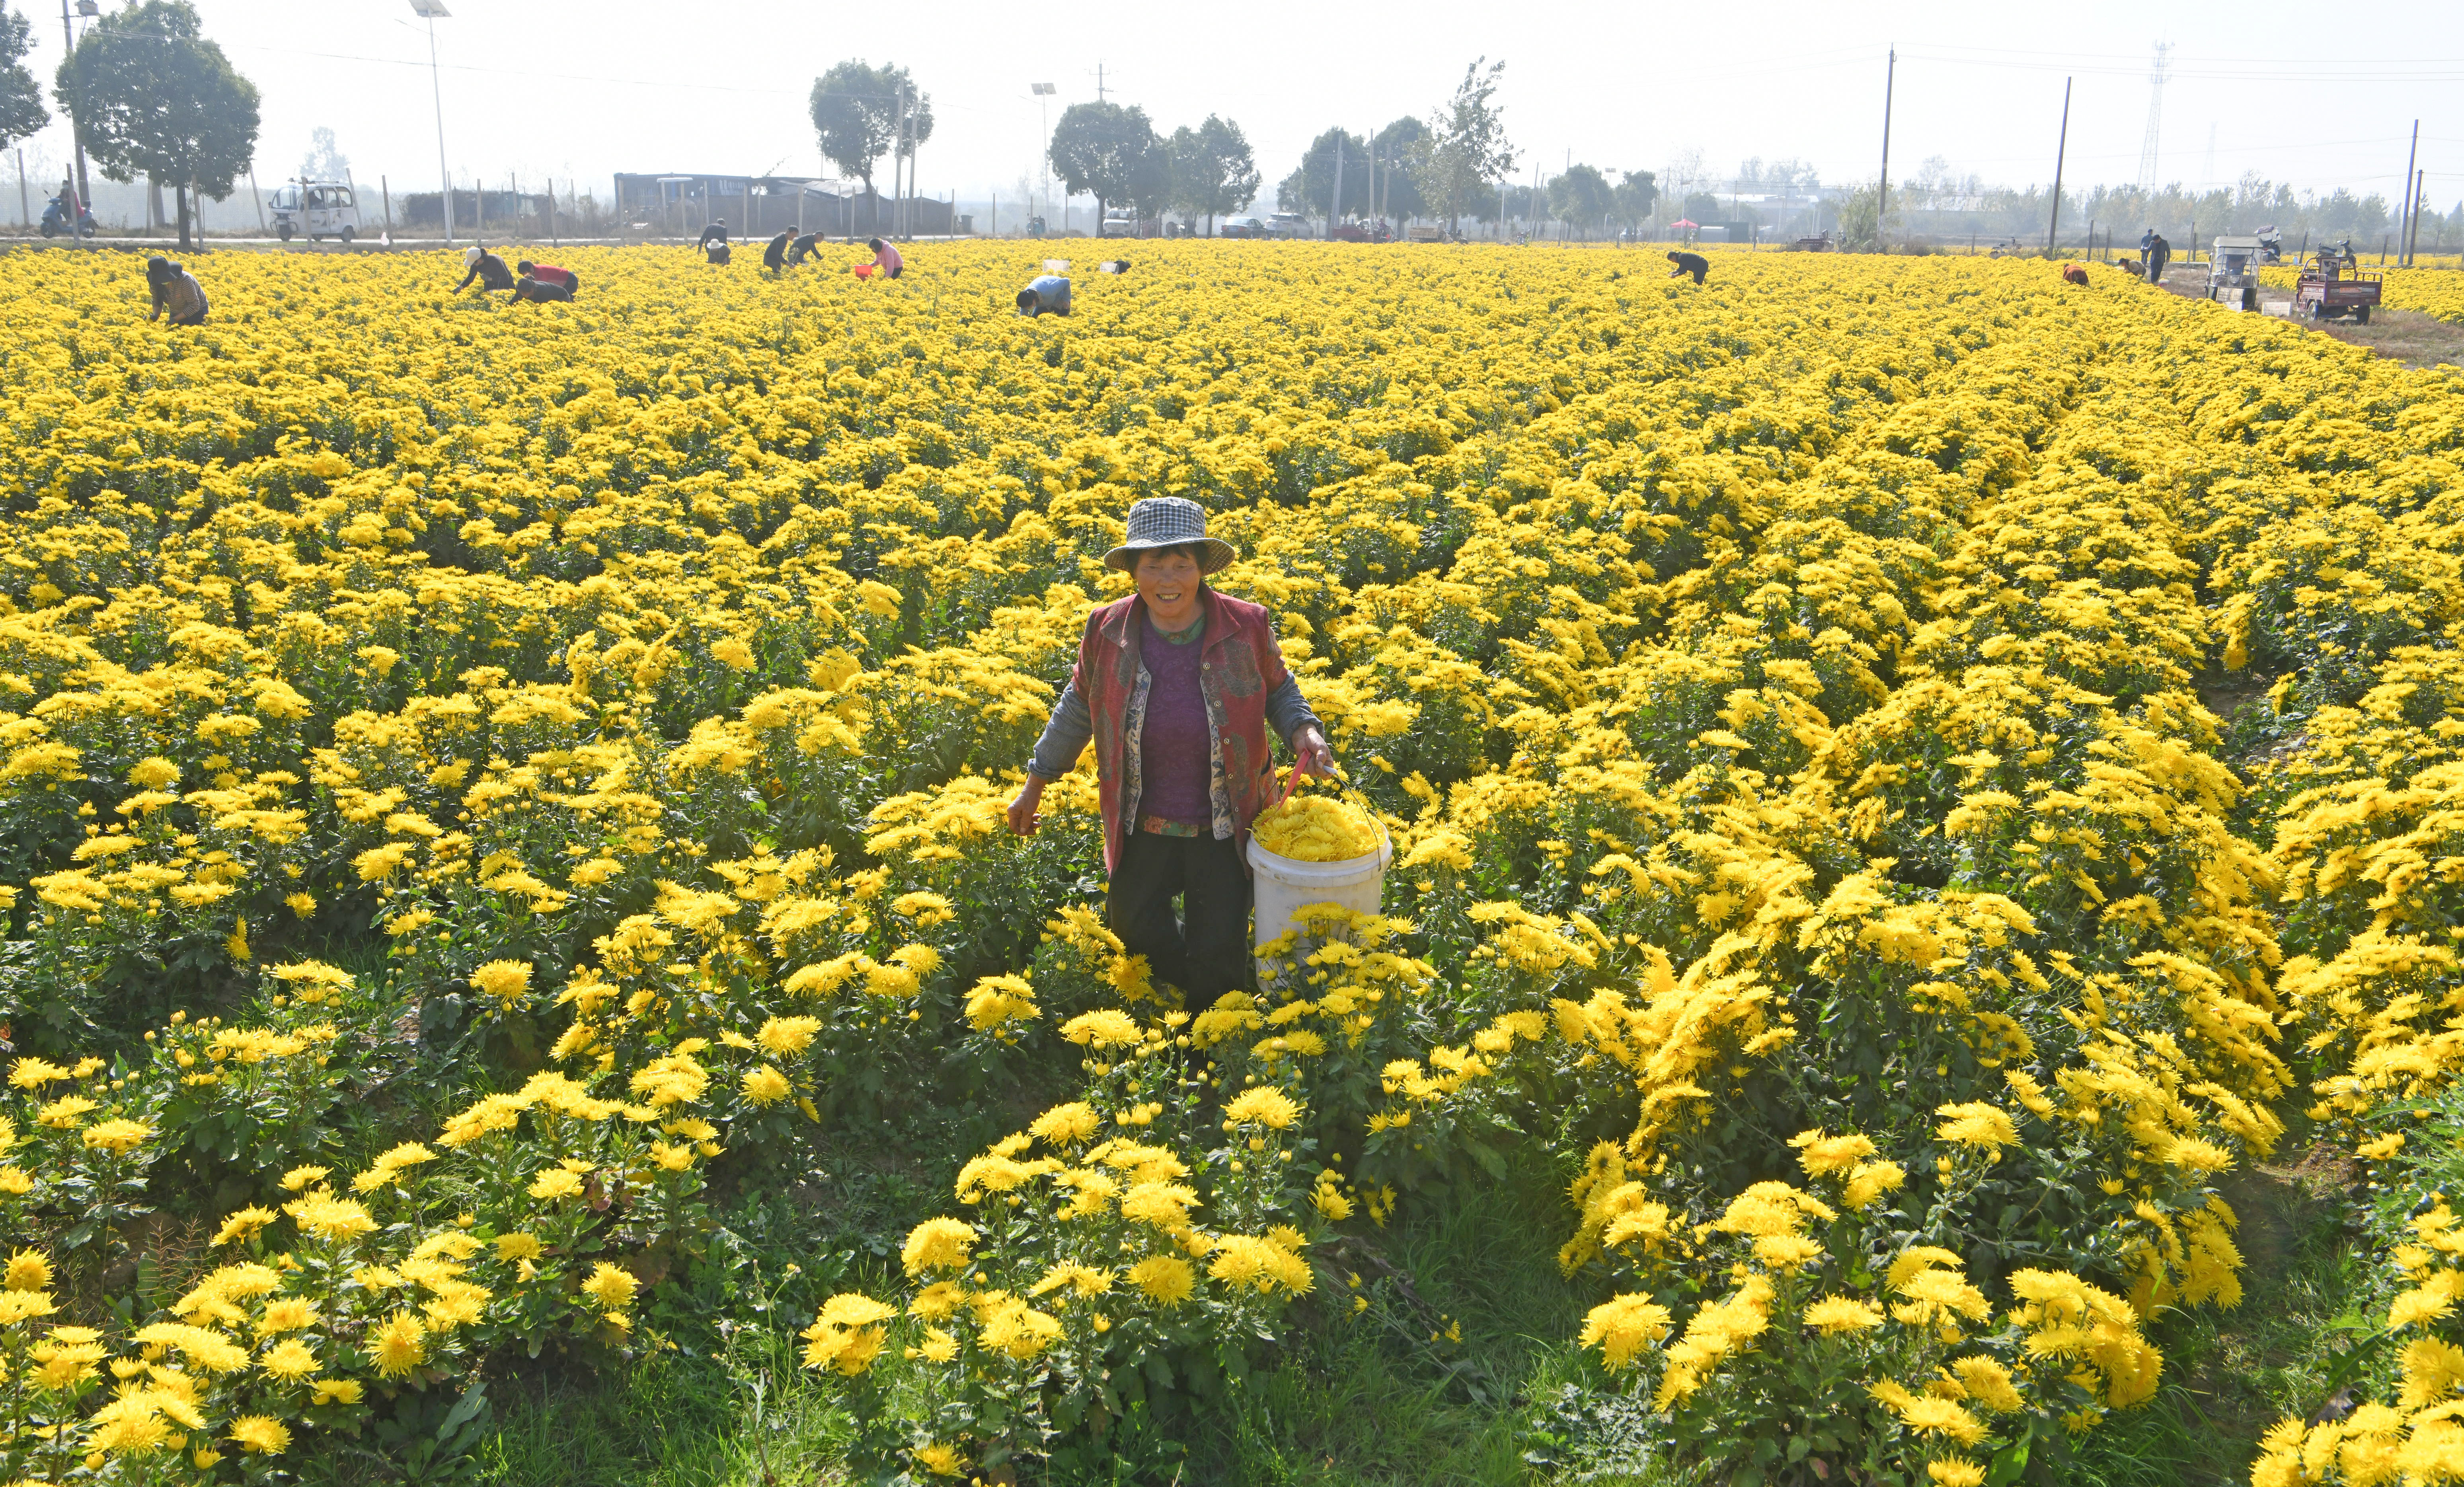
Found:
[1273,761,1306,810]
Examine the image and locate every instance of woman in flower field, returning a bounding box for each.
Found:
[1007,496,1335,998]
[452,244,514,294]
[1016,272,1070,315]
[142,255,206,325]
[514,258,579,296]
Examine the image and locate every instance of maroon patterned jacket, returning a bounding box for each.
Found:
[1029,588,1312,873]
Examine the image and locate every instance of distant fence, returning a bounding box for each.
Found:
[389,189,617,238]
[611,173,954,238]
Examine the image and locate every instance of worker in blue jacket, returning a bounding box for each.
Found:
[1016,274,1072,316]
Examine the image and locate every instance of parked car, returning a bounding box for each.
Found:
[1330,223,1370,243]
[1219,216,1268,239]
[1266,213,1308,240]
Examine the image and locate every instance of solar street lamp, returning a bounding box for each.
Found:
[408,0,454,243]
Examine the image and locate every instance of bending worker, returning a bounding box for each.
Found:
[516,259,580,296]
[1007,497,1335,1000]
[509,273,574,304]
[787,231,822,267]
[762,231,791,271]
[145,256,209,325]
[865,236,904,279]
[454,245,515,294]
[1667,249,1710,284]
[1017,273,1071,317]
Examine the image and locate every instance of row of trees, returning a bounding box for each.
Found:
[0,0,259,249]
[1273,74,1501,228]
[1044,58,1525,235]
[806,61,1270,236]
[1842,168,2459,254]
[1045,105,1262,233]
[805,60,1267,236]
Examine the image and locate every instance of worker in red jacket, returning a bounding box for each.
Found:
[516,260,579,296]
[2062,263,2090,286]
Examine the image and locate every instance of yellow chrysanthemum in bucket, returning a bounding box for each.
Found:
[1251,794,1382,863]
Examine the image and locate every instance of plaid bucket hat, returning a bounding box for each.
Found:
[1102,496,1236,575]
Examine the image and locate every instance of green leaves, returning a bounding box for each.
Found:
[52,0,258,204]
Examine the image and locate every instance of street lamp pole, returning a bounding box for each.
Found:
[409,0,454,244]
[59,0,95,246]
[1031,83,1055,225]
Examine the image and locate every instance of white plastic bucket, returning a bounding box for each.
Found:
[1246,824,1393,952]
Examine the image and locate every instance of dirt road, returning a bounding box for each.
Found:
[2150,262,2463,372]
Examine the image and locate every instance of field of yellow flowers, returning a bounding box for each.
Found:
[2,238,2462,1485]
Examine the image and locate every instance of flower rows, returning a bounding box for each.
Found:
[0,241,2458,1479]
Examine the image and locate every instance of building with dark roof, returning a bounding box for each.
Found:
[612,174,957,239]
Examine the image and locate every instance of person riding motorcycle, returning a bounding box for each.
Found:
[40,192,95,239]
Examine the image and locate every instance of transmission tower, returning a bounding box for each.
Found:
[2136,42,2171,194]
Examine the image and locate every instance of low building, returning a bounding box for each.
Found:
[611,174,957,238]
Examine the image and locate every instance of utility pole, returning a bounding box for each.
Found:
[2408,167,2425,267]
[2398,120,2418,267]
[2047,77,2071,255]
[1096,62,1105,104]
[58,0,90,246]
[1876,45,1895,253]
[1365,127,1374,234]
[1328,135,1344,239]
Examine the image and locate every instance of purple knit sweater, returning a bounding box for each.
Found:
[1138,608,1212,826]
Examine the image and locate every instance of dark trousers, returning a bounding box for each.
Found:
[1105,831,1251,1001]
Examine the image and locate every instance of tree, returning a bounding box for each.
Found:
[1048,101,1159,228]
[1661,146,1706,218]
[1612,170,1658,232]
[0,3,48,156]
[1288,127,1368,224]
[1166,115,1258,234]
[1370,117,1428,222]
[811,60,929,236]
[299,125,346,182]
[1125,129,1170,226]
[1416,58,1515,232]
[1836,182,1900,251]
[1547,164,1613,238]
[54,0,258,250]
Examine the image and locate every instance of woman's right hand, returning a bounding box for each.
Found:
[1007,777,1047,836]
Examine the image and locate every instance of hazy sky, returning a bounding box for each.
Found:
[8,0,2461,209]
